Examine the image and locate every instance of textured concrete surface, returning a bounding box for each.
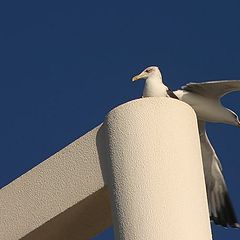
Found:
[0,125,107,240]
[1,97,212,240]
[103,97,212,240]
[21,187,112,240]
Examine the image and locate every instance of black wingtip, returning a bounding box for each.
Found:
[211,217,240,229]
[211,192,239,228]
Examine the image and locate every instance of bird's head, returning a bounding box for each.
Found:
[132,66,162,82]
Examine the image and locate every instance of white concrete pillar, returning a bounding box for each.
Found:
[102,97,212,240]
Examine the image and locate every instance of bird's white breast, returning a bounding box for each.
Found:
[143,78,168,97]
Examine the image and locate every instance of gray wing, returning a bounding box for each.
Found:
[198,120,239,228]
[182,80,240,99]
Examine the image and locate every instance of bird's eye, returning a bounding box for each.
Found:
[145,68,152,73]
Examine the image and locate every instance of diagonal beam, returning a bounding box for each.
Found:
[1,125,109,240]
[21,187,112,240]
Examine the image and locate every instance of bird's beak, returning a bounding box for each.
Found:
[132,71,147,82]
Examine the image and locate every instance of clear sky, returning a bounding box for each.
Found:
[1,0,240,239]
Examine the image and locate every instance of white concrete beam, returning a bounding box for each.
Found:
[21,187,112,240]
[0,125,110,240]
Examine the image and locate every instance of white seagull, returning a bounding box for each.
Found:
[132,66,178,99]
[132,66,240,228]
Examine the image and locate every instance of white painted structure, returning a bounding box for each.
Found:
[0,98,212,240]
[0,126,109,240]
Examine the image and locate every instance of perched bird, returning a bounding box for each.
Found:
[132,66,239,228]
[132,66,178,99]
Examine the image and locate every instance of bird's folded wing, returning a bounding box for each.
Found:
[182,80,240,99]
[167,89,179,99]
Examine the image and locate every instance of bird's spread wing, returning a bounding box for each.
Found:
[198,120,239,228]
[182,80,240,99]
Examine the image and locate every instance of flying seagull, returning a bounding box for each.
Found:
[132,66,239,228]
[173,80,240,228]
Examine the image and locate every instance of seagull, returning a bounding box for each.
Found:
[132,66,178,99]
[132,66,240,228]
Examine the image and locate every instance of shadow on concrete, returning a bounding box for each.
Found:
[21,125,113,240]
[96,124,109,185]
[21,187,112,240]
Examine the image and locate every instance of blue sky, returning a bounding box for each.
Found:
[1,0,240,239]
